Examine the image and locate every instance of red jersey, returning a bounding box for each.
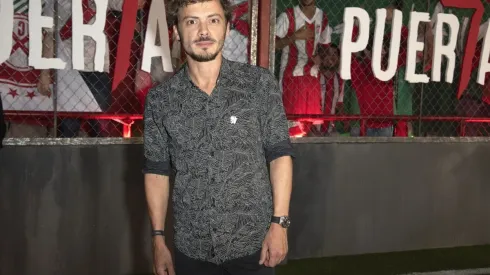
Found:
[350,25,409,129]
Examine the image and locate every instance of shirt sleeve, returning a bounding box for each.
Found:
[318,13,331,45]
[259,70,295,162]
[142,87,171,176]
[275,12,289,39]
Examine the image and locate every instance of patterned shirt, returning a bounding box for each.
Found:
[143,58,294,264]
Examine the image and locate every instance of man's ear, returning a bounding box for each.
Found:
[173,25,181,41]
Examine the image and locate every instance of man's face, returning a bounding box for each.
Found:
[386,6,394,22]
[174,0,229,62]
[299,0,315,7]
[322,47,340,71]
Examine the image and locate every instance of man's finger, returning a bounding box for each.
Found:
[270,250,282,267]
[259,244,268,264]
[155,266,166,275]
[167,262,176,275]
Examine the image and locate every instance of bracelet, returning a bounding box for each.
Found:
[151,230,165,237]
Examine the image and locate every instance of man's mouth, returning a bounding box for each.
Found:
[195,38,215,45]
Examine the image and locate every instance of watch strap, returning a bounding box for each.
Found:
[151,230,165,237]
[271,216,281,224]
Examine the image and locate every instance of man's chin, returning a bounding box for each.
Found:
[300,1,315,6]
[188,52,220,62]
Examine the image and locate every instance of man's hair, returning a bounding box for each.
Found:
[390,0,403,10]
[317,43,340,58]
[168,0,233,27]
[328,43,341,56]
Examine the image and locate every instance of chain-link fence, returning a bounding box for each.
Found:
[0,0,252,138]
[3,0,490,139]
[273,0,490,137]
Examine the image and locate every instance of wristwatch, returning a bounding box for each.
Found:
[271,216,291,228]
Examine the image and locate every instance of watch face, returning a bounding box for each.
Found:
[280,216,291,228]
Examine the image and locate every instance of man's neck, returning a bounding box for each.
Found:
[300,5,316,19]
[187,55,223,95]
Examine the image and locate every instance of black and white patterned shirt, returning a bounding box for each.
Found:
[143,58,294,264]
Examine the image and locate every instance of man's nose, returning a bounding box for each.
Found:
[198,22,210,37]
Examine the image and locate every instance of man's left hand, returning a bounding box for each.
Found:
[259,223,288,267]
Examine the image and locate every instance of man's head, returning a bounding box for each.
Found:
[169,0,233,62]
[299,0,315,8]
[318,44,340,72]
[386,0,403,22]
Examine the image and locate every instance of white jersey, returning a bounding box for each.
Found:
[40,0,123,112]
[223,0,249,63]
[1,0,54,112]
[43,0,123,72]
[223,29,248,63]
[276,6,331,80]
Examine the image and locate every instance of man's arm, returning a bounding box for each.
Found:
[143,88,172,231]
[276,27,315,50]
[270,156,293,217]
[143,88,175,275]
[145,174,170,233]
[257,70,294,268]
[275,12,314,50]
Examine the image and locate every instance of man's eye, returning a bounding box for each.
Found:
[186,20,196,25]
[210,18,220,24]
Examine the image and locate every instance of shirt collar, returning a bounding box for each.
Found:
[183,57,232,85]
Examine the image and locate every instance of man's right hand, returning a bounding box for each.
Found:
[294,25,315,40]
[153,239,175,275]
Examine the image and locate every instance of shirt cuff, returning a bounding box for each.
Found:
[142,159,171,176]
[265,139,295,163]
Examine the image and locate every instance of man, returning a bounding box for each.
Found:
[275,0,332,136]
[143,1,294,275]
[350,26,399,137]
[350,1,432,137]
[317,43,344,136]
[222,0,249,63]
[41,0,145,137]
[0,0,50,138]
[456,39,490,136]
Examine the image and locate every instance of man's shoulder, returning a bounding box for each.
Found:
[225,59,272,81]
[149,69,186,98]
[224,60,280,101]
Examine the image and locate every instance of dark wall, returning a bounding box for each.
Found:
[1,140,490,274]
[289,141,490,259]
[0,144,157,275]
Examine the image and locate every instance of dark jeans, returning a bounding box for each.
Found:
[366,126,394,137]
[174,249,275,275]
[59,71,112,138]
